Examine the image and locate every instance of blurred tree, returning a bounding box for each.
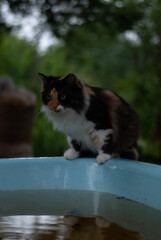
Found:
[2,0,145,38]
[124,0,161,161]
[0,33,37,88]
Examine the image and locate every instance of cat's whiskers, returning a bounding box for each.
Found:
[34,105,42,120]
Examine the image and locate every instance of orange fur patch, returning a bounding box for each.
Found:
[103,90,119,103]
[47,88,60,110]
[85,85,95,96]
[82,84,95,100]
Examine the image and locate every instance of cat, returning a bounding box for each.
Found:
[39,72,140,164]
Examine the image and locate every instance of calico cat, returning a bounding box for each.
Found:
[39,73,140,164]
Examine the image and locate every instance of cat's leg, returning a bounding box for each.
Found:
[121,145,139,160]
[91,129,113,164]
[64,137,81,160]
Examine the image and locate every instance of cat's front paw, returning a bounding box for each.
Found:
[64,148,79,160]
[96,153,112,164]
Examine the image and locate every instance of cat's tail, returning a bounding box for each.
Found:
[120,146,139,160]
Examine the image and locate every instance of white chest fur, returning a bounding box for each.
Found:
[41,105,97,152]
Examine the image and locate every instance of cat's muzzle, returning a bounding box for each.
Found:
[53,105,64,113]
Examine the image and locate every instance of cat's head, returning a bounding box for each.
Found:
[39,73,85,113]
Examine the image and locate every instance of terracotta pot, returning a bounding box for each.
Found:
[0,89,36,158]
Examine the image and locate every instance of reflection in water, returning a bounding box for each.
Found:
[0,215,145,240]
[0,189,160,239]
[0,216,64,240]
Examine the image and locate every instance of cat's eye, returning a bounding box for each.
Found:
[47,94,51,101]
[61,95,66,100]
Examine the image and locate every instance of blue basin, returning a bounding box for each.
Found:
[1,157,161,240]
[0,157,161,211]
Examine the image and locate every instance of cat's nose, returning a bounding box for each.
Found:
[52,102,59,110]
[48,101,59,110]
[48,104,58,111]
[55,105,64,112]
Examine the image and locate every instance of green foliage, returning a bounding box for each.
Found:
[0,34,68,157]
[33,112,68,157]
[0,33,37,88]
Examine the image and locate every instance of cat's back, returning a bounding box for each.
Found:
[85,84,140,143]
[85,84,138,118]
[84,84,119,106]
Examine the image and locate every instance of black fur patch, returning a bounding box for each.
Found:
[101,134,113,154]
[71,139,81,152]
[85,87,112,130]
[71,139,97,157]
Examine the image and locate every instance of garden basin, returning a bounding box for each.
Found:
[0,157,161,239]
[0,157,161,210]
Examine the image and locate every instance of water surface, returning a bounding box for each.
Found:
[0,189,160,240]
[0,215,146,240]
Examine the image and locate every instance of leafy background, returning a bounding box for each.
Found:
[0,0,161,163]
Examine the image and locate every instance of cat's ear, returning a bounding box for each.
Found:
[38,73,47,82]
[38,73,48,88]
[65,73,82,88]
